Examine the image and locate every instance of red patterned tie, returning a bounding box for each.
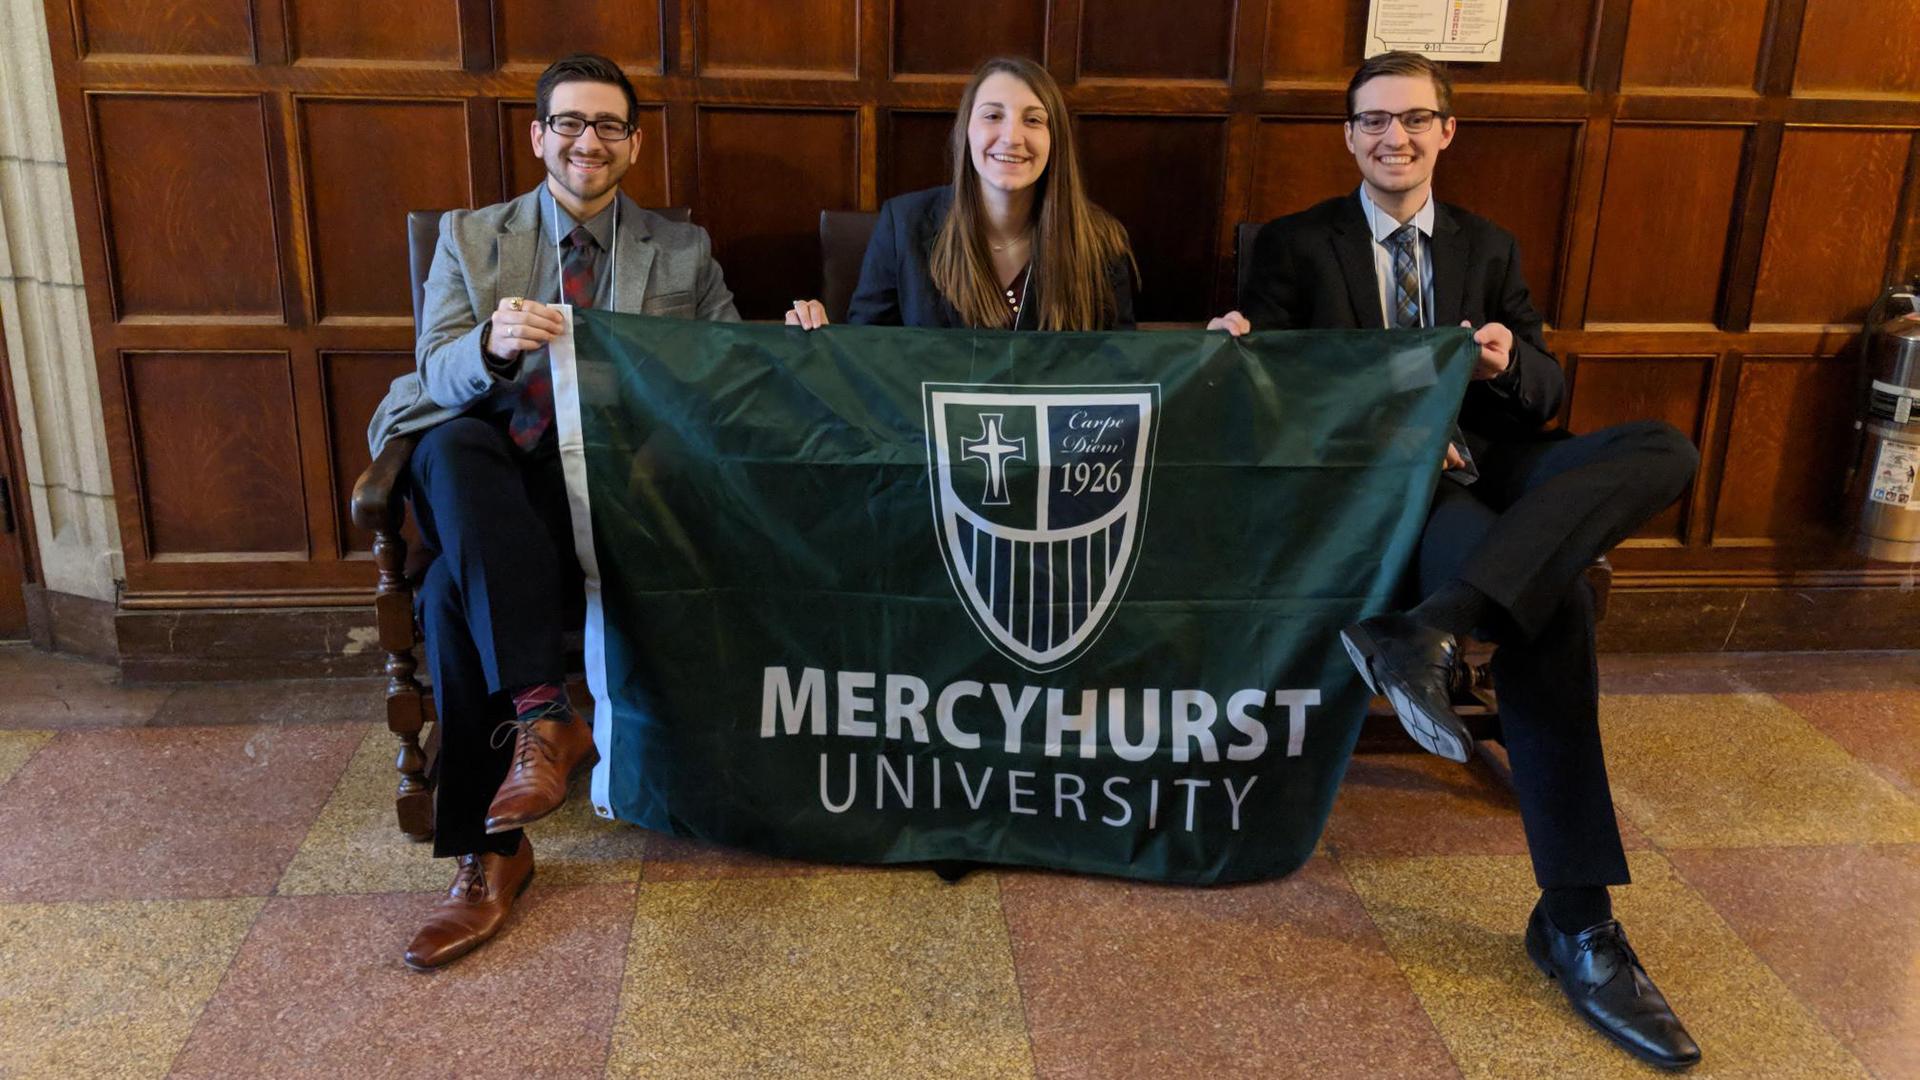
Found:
[508,225,596,450]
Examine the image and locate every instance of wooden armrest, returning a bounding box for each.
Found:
[351,433,419,533]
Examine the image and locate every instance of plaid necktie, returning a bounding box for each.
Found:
[1388,224,1421,329]
[508,225,597,450]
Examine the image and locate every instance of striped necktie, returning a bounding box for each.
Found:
[508,225,597,450]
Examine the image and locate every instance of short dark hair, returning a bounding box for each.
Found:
[535,53,639,123]
[1346,51,1453,117]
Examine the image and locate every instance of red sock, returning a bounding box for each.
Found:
[509,682,570,723]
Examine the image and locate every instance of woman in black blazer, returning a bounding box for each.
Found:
[787,56,1136,331]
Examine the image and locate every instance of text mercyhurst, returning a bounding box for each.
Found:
[759,666,1324,833]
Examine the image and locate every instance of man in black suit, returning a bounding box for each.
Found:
[1211,52,1702,1070]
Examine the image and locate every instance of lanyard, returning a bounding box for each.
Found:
[1363,193,1425,328]
[542,192,620,312]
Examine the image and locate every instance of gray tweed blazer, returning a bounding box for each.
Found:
[366,187,740,457]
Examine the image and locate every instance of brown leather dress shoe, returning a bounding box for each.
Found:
[483,711,598,834]
[403,835,534,971]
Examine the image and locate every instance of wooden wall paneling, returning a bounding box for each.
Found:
[456,0,491,73]
[500,102,670,206]
[658,0,686,75]
[1792,0,1920,98]
[1709,353,1855,546]
[250,0,289,64]
[695,107,859,316]
[1077,0,1234,83]
[321,351,416,555]
[1619,0,1768,91]
[283,0,463,64]
[290,343,339,560]
[891,0,1047,77]
[123,351,307,556]
[695,0,858,78]
[1076,115,1228,322]
[1440,119,1581,317]
[856,0,887,111]
[1585,0,1634,98]
[1216,109,1260,312]
[1447,0,1599,88]
[1564,353,1714,542]
[493,0,665,74]
[881,108,951,199]
[1750,127,1914,326]
[40,0,1920,613]
[87,93,283,321]
[1554,117,1612,328]
[298,98,474,320]
[662,94,699,213]
[1045,0,1083,86]
[1754,0,1809,97]
[1690,344,1745,561]
[1227,0,1266,93]
[1584,123,1747,325]
[465,96,504,208]
[1247,118,1353,224]
[1715,119,1783,332]
[268,90,313,328]
[73,0,256,59]
[857,104,879,209]
[1896,135,1920,285]
[1263,0,1359,87]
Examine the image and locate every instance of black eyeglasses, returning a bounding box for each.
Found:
[542,113,636,141]
[1348,109,1449,135]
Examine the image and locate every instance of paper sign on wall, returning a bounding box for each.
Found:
[1366,0,1510,62]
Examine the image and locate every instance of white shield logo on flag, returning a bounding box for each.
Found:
[924,383,1159,672]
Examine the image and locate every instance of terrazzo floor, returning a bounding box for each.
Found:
[0,644,1914,1079]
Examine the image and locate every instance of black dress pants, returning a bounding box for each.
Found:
[408,415,583,859]
[1415,419,1697,888]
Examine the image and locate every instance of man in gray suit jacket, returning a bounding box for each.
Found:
[369,53,739,971]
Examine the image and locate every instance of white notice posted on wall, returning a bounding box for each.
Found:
[1366,0,1510,63]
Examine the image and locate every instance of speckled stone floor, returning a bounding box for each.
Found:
[0,644,1914,1079]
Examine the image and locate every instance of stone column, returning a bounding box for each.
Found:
[0,0,124,652]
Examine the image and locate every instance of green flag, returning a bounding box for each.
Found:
[552,312,1474,884]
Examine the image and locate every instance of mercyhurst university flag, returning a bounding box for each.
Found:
[551,310,1474,885]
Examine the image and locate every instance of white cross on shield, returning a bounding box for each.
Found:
[924,383,1160,672]
[962,414,1025,506]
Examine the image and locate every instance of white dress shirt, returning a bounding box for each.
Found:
[1359,184,1437,329]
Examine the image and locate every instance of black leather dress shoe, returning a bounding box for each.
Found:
[1526,902,1702,1070]
[1340,613,1471,762]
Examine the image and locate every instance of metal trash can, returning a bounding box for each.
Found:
[1852,312,1920,562]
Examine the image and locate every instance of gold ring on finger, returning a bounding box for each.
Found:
[508,297,523,312]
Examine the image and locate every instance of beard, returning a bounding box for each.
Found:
[544,149,624,204]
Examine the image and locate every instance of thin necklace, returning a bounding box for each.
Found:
[989,230,1031,253]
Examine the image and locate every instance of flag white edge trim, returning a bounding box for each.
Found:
[546,306,617,820]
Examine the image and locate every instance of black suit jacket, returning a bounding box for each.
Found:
[1240,193,1563,451]
[847,186,1136,330]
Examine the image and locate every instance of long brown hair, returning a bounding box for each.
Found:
[929,57,1135,330]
